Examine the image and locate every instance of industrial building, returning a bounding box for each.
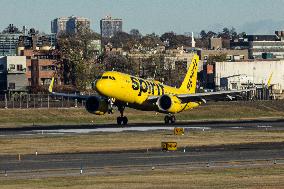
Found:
[100,16,123,38]
[214,60,284,98]
[230,31,284,59]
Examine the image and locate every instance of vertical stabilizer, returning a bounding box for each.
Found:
[179,54,199,94]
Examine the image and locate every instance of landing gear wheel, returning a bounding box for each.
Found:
[117,116,128,125]
[164,115,176,124]
[170,115,176,124]
[117,104,128,125]
[122,116,128,125]
[164,115,170,124]
[117,117,123,125]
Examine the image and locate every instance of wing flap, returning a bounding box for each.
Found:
[177,89,251,102]
[147,89,251,103]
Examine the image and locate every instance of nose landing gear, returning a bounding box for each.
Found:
[164,114,176,124]
[117,105,128,125]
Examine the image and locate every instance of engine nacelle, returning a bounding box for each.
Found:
[85,96,108,115]
[157,95,183,113]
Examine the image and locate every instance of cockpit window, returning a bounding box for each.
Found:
[96,75,116,80]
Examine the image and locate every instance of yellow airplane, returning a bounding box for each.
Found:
[49,54,249,125]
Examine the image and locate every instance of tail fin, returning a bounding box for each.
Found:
[48,77,55,93]
[179,54,199,94]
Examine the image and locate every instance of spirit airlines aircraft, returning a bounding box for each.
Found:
[49,54,249,125]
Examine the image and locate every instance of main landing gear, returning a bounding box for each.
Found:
[164,114,176,124]
[117,105,128,125]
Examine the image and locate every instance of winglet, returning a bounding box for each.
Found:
[267,72,273,87]
[49,77,55,93]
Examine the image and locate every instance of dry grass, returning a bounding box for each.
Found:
[0,100,284,128]
[0,130,283,155]
[0,165,283,189]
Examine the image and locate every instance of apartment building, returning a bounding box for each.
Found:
[100,16,122,38]
[0,56,28,93]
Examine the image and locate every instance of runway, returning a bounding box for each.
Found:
[1,119,284,135]
[1,142,283,179]
[0,119,283,179]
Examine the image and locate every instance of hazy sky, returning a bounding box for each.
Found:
[1,0,284,35]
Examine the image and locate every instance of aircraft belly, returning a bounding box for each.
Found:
[127,101,158,111]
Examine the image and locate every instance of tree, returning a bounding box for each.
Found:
[98,53,139,76]
[229,27,238,40]
[238,32,246,38]
[160,32,191,49]
[200,30,207,39]
[129,29,142,40]
[206,54,227,65]
[196,30,217,48]
[56,25,101,90]
[140,33,162,49]
[2,24,21,34]
[207,31,217,38]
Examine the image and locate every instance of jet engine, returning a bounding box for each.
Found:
[85,96,108,115]
[157,95,183,113]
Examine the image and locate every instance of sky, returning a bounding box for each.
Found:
[1,0,284,35]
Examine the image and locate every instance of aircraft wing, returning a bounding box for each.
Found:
[49,91,90,100]
[148,89,251,103]
[176,89,251,102]
[48,78,91,100]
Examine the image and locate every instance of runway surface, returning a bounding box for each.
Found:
[1,119,284,135]
[1,142,283,179]
[0,119,283,179]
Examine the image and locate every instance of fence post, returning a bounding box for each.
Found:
[47,94,50,109]
[61,96,63,108]
[4,93,7,109]
[33,94,36,108]
[67,94,70,108]
[40,96,42,108]
[12,95,14,109]
[75,99,78,108]
[26,94,29,109]
[19,93,22,109]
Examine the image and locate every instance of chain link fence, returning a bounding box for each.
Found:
[0,94,85,109]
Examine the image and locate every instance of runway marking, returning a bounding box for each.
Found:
[230,127,244,129]
[257,125,272,128]
[28,127,212,135]
[129,154,213,159]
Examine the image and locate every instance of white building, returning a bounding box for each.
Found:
[215,60,284,92]
[0,56,28,92]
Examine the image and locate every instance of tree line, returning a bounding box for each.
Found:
[54,26,246,91]
[0,24,246,92]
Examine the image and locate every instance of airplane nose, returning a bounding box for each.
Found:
[95,79,104,93]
